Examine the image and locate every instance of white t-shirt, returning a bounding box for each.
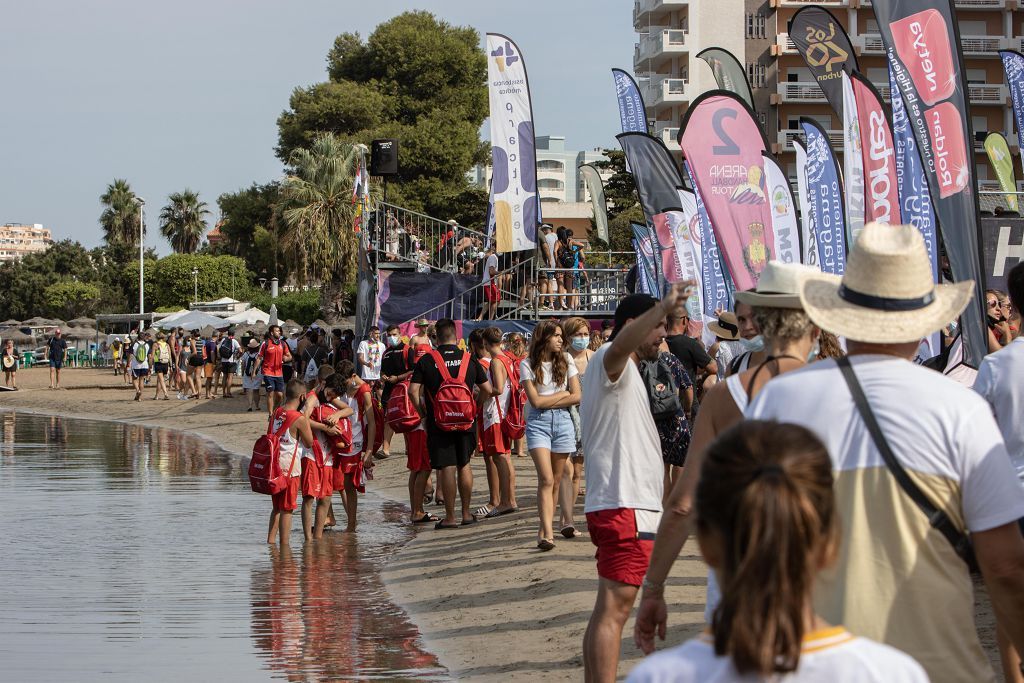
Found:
[519,352,578,396]
[973,337,1024,480]
[580,344,663,515]
[626,628,928,683]
[271,411,305,476]
[356,340,385,380]
[748,355,1024,683]
[129,341,149,370]
[482,253,499,285]
[345,391,365,453]
[544,232,558,268]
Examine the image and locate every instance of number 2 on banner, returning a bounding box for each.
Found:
[712,109,739,156]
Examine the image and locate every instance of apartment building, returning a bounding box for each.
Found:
[0,223,52,262]
[471,135,611,203]
[634,0,1020,192]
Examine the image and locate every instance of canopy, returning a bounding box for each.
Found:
[207,296,240,305]
[223,307,270,325]
[64,326,97,340]
[156,309,190,326]
[22,317,57,327]
[159,310,228,331]
[1,319,20,326]
[2,329,34,345]
[68,316,97,327]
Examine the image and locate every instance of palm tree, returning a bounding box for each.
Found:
[99,179,141,246]
[280,133,360,321]
[159,189,210,253]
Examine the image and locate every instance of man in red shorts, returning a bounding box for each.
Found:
[478,244,501,321]
[579,283,690,681]
[255,325,293,419]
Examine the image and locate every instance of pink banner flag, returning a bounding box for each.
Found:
[852,72,898,224]
[679,92,774,291]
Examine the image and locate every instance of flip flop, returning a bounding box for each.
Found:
[461,517,478,526]
[537,539,555,551]
[560,525,578,539]
[434,521,460,530]
[474,505,493,518]
[412,514,439,524]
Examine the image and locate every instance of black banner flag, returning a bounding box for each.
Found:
[790,6,858,120]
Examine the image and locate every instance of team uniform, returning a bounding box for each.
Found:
[259,339,288,393]
[412,345,488,470]
[270,408,305,512]
[480,355,512,456]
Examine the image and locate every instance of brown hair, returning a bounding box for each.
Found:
[816,331,845,360]
[528,320,568,387]
[697,421,838,676]
[468,328,487,358]
[560,316,589,340]
[506,332,526,358]
[482,326,503,347]
[285,378,307,402]
[334,360,356,379]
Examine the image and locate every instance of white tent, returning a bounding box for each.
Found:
[222,307,270,325]
[207,296,240,305]
[155,309,190,326]
[158,310,228,331]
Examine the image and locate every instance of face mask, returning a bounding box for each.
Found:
[806,339,820,363]
[571,337,589,352]
[738,335,765,353]
[388,335,401,347]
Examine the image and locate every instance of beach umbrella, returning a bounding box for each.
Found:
[68,316,97,327]
[1,319,20,327]
[51,319,66,326]
[64,326,97,340]
[2,329,34,346]
[22,316,54,327]
[312,318,330,330]
[199,325,217,338]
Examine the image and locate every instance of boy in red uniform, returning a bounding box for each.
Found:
[267,379,316,546]
[332,363,376,532]
[254,325,293,419]
[302,365,353,532]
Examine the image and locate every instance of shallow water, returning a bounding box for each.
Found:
[0,411,445,682]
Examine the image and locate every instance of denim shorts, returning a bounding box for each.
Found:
[264,375,285,393]
[525,407,576,453]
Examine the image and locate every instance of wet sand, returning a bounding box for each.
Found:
[1,367,1002,681]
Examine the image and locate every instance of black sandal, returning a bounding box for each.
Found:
[537,538,555,551]
[412,513,439,524]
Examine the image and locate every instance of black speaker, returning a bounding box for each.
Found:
[370,139,399,176]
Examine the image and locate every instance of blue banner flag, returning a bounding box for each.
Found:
[1001,50,1024,179]
[800,118,847,275]
[612,69,648,134]
[684,161,733,315]
[889,63,937,282]
[631,224,659,296]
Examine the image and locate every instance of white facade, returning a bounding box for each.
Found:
[633,0,745,154]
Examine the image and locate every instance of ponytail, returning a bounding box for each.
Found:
[696,421,836,676]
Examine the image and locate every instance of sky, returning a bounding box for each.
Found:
[0,1,634,253]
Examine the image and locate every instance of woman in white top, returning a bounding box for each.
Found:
[627,421,927,683]
[520,320,581,551]
[558,316,594,538]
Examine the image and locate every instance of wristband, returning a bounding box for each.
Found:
[641,576,664,594]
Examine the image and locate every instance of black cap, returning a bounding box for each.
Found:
[610,294,659,340]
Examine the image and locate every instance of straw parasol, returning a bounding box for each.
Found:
[64,326,97,340]
[199,324,218,338]
[68,316,97,327]
[22,316,55,327]
[0,319,20,327]
[2,329,34,346]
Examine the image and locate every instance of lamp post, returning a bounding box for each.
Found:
[134,197,145,317]
[191,268,199,304]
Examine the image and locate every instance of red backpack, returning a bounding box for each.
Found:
[314,403,352,454]
[428,349,476,432]
[385,347,420,433]
[495,353,526,440]
[249,409,300,495]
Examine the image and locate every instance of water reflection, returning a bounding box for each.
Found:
[0,411,445,681]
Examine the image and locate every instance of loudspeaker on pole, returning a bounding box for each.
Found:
[370,139,399,176]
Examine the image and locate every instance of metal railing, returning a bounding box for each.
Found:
[365,201,488,275]
[401,256,539,324]
[534,267,630,316]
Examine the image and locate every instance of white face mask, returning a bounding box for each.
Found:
[738,335,765,353]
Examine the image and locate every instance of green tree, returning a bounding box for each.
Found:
[280,133,358,322]
[276,11,488,224]
[0,240,102,320]
[149,253,254,310]
[594,150,642,252]
[99,179,142,247]
[43,280,102,320]
[215,182,290,282]
[159,189,210,253]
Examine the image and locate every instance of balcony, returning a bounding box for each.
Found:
[774,33,798,55]
[772,0,846,6]
[785,81,1006,106]
[655,123,681,149]
[634,0,689,28]
[777,82,827,103]
[953,0,1006,7]
[634,28,688,68]
[642,75,690,107]
[778,129,843,152]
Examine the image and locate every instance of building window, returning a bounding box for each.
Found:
[745,12,766,39]
[747,63,767,88]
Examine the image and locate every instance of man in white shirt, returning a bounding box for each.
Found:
[356,326,385,385]
[537,224,559,310]
[581,283,689,683]
[478,245,500,321]
[974,261,1024,481]
[748,224,1024,683]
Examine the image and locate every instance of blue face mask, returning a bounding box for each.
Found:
[806,339,820,363]
[388,335,401,347]
[738,335,765,353]
[571,337,589,352]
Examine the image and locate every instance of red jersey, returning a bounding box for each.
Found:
[259,339,287,377]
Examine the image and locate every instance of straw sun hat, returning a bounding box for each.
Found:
[707,312,741,341]
[800,223,973,344]
[734,261,823,309]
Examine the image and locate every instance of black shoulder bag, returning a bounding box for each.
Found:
[837,357,975,569]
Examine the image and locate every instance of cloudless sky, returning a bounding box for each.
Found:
[0,1,633,252]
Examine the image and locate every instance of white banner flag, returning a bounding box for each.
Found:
[793,139,817,268]
[761,153,800,266]
[486,34,538,253]
[675,190,705,323]
[842,72,865,245]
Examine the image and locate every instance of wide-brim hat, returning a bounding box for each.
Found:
[734,261,823,309]
[707,312,741,341]
[415,318,430,328]
[800,223,973,344]
[247,338,259,349]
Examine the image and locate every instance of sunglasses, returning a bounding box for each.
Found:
[987,300,999,308]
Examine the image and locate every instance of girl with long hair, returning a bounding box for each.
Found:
[628,421,927,682]
[558,317,593,538]
[520,320,581,550]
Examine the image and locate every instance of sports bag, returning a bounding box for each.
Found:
[315,403,352,454]
[134,342,147,363]
[303,348,319,384]
[386,380,421,433]
[248,409,301,495]
[428,349,475,432]
[219,337,234,360]
[640,355,682,421]
[494,353,526,440]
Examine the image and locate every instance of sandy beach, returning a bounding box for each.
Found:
[0,366,1002,681]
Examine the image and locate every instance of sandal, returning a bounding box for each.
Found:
[434,520,460,530]
[474,505,493,518]
[560,525,578,539]
[412,513,439,524]
[537,538,555,552]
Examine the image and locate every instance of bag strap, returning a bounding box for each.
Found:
[836,357,972,564]
[428,349,455,383]
[454,351,471,384]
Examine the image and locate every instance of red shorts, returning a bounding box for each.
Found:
[484,282,500,303]
[271,476,300,512]
[301,458,329,499]
[335,454,361,476]
[586,508,654,587]
[405,429,430,472]
[481,421,509,456]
